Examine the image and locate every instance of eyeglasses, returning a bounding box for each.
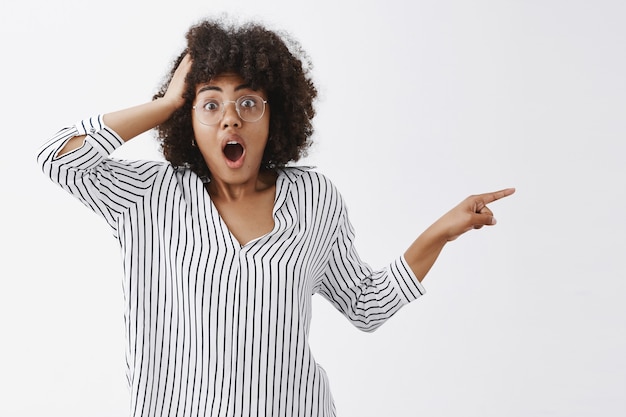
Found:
[192,94,268,126]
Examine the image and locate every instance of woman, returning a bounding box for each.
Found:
[37,18,514,417]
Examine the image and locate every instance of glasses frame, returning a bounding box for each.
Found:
[192,94,268,126]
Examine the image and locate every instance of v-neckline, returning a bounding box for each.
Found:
[200,170,287,248]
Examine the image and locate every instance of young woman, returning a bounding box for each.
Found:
[37,18,514,417]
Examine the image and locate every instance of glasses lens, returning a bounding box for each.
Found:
[196,98,221,125]
[194,95,266,125]
[237,95,265,122]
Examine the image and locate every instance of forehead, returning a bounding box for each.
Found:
[195,73,249,95]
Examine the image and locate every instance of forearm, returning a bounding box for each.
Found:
[56,98,178,157]
[57,54,191,158]
[403,187,515,282]
[103,97,179,141]
[403,222,448,283]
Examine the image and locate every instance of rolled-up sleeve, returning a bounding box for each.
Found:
[319,199,426,332]
[37,115,161,234]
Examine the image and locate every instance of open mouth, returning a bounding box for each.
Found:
[223,141,244,162]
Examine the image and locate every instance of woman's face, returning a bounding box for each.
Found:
[192,73,270,189]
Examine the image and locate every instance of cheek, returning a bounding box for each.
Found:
[192,123,218,144]
[260,117,271,141]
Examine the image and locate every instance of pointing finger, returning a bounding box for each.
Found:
[478,188,516,205]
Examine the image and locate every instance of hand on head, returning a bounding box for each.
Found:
[163,54,193,110]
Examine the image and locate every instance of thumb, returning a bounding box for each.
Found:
[472,212,497,229]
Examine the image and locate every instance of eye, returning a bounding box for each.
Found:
[239,96,259,109]
[201,99,220,112]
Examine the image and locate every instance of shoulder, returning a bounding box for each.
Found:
[105,157,167,170]
[278,166,333,185]
[278,166,346,210]
[279,166,339,191]
[103,158,180,184]
[105,157,168,174]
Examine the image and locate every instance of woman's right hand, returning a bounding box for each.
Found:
[99,54,193,142]
[56,54,195,156]
[163,54,192,111]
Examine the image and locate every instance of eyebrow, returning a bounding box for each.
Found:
[196,83,253,95]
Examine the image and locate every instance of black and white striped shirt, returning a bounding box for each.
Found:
[37,115,425,417]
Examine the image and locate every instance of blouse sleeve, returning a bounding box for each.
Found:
[318,196,426,332]
[36,115,162,235]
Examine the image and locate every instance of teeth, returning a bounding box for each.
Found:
[227,141,238,145]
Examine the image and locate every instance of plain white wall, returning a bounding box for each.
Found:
[1,0,624,416]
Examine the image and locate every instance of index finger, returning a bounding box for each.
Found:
[479,188,516,204]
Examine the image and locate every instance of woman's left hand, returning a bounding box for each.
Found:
[435,188,516,242]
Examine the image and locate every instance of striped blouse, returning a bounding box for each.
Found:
[37,115,425,417]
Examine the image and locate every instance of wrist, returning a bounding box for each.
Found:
[157,95,184,116]
[423,220,451,245]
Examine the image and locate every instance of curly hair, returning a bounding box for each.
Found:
[153,18,318,179]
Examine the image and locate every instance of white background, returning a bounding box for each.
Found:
[1,0,625,416]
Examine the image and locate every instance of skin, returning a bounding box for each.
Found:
[192,73,276,245]
[403,188,515,281]
[57,54,515,279]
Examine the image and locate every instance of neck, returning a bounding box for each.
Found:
[207,170,277,202]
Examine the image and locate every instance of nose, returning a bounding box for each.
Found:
[221,101,241,128]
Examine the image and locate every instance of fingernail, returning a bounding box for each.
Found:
[491,217,497,225]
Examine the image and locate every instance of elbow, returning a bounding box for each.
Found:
[36,149,53,177]
[36,127,84,177]
[352,314,389,333]
[357,323,384,333]
[36,135,60,177]
[349,297,404,332]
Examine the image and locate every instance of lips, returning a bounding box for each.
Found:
[224,141,244,162]
[221,136,246,168]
